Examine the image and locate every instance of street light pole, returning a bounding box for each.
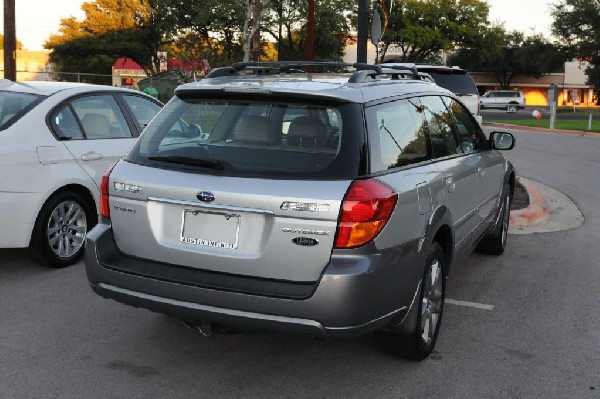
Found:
[3,0,17,80]
[357,0,368,63]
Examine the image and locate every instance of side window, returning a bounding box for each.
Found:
[420,96,461,158]
[122,95,161,130]
[70,95,132,139]
[51,105,84,140]
[442,96,487,152]
[367,98,429,172]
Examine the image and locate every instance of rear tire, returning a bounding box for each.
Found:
[381,242,446,360]
[29,191,95,268]
[507,104,518,112]
[477,183,512,255]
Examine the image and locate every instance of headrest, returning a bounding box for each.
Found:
[233,115,273,144]
[287,116,327,147]
[81,113,110,139]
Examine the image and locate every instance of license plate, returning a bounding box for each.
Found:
[180,209,240,249]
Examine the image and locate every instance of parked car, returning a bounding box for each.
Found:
[85,62,515,360]
[380,63,482,124]
[0,80,162,267]
[480,90,526,112]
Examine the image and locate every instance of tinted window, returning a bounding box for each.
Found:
[122,95,162,129]
[366,98,429,172]
[421,96,461,158]
[0,91,44,130]
[127,97,365,179]
[70,95,132,139]
[442,96,487,152]
[423,70,478,95]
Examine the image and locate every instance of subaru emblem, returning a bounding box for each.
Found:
[292,237,319,247]
[197,191,215,203]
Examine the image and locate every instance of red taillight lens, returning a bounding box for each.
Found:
[334,179,398,248]
[99,163,116,220]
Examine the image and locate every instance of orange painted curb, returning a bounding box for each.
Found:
[509,178,549,228]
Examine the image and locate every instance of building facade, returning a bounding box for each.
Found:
[471,61,598,108]
[0,50,51,81]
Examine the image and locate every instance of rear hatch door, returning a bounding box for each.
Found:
[109,161,350,282]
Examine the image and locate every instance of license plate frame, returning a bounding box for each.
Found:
[180,209,240,249]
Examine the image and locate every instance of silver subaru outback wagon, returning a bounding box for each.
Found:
[85,62,515,360]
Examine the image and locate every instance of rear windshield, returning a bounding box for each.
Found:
[423,70,478,95]
[126,96,366,179]
[0,91,44,130]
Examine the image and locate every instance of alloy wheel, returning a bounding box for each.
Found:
[420,258,443,345]
[46,200,87,258]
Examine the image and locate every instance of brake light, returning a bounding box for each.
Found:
[99,163,117,220]
[334,179,398,248]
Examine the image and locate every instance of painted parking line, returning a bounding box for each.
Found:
[445,298,494,311]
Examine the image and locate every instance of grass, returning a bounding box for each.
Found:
[486,118,600,133]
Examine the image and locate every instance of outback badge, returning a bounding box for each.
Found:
[197,191,215,202]
[292,237,319,247]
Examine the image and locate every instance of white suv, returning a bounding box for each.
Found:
[480,90,526,112]
[0,80,161,267]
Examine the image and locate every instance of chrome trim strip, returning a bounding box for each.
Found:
[327,305,408,332]
[393,280,422,327]
[148,196,275,215]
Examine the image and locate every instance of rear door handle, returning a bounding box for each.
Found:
[445,177,456,193]
[81,151,103,161]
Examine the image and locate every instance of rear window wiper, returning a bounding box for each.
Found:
[147,155,226,171]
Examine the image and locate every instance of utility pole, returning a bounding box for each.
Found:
[3,0,17,80]
[251,0,261,61]
[305,0,315,61]
[357,0,368,63]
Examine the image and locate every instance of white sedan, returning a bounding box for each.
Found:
[0,80,162,267]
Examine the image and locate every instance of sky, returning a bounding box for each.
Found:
[1,0,556,51]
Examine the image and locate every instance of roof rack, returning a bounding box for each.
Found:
[204,61,425,83]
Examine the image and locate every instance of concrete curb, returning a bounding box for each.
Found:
[508,177,584,234]
[509,177,549,228]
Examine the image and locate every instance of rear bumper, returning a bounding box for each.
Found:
[85,223,424,338]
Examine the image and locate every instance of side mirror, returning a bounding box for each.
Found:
[489,131,515,150]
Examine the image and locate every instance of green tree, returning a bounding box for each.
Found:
[158,0,246,67]
[45,0,165,80]
[551,0,600,86]
[450,30,565,89]
[263,0,355,61]
[376,0,490,64]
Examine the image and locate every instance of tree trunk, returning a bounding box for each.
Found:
[242,0,253,62]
